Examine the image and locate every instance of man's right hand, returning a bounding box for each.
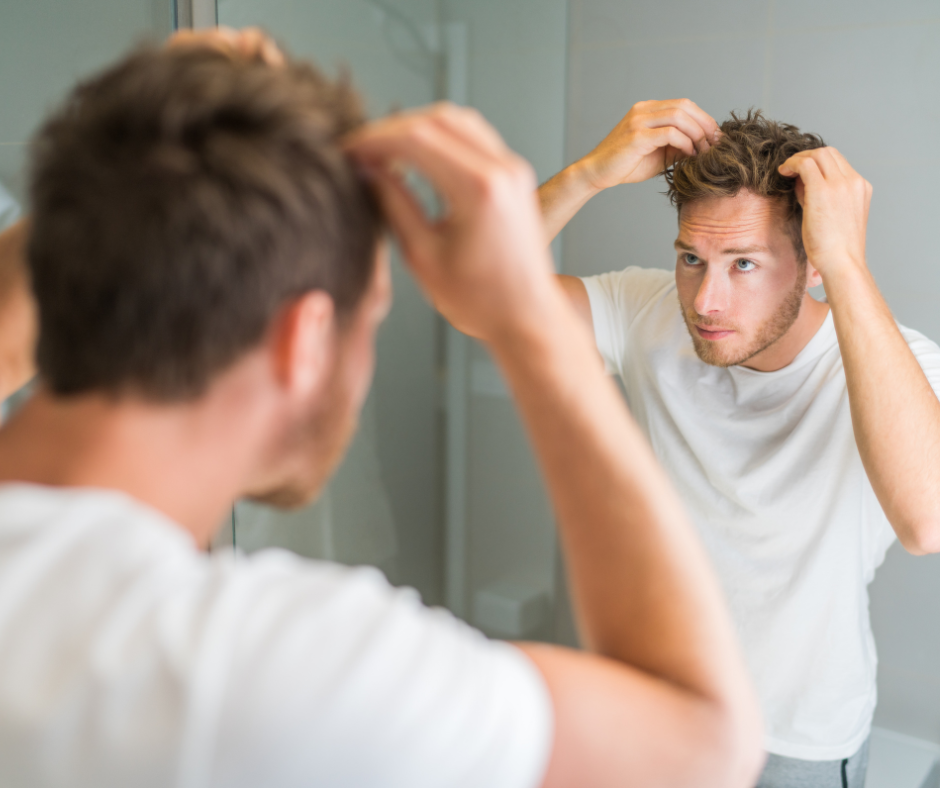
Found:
[577,98,719,190]
[345,103,560,345]
[539,99,719,244]
[348,102,763,788]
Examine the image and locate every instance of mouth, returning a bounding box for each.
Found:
[694,325,736,341]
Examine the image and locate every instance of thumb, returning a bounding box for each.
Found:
[367,166,434,269]
[794,177,806,208]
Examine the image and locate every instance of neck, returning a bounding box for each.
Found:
[742,293,831,373]
[0,369,275,547]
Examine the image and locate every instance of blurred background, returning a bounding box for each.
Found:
[1,1,938,784]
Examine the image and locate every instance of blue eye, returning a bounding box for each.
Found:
[736,259,756,271]
[684,253,701,266]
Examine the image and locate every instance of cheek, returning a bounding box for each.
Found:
[674,266,698,310]
[343,330,377,412]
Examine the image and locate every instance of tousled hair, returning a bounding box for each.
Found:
[28,42,382,401]
[664,109,825,260]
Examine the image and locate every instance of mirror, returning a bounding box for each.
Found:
[2,2,939,785]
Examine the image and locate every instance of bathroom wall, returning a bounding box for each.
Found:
[441,0,568,639]
[563,0,940,744]
[0,0,173,204]
[217,0,446,605]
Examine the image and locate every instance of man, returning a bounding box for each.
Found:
[0,30,763,788]
[540,99,940,786]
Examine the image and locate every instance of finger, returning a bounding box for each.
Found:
[781,148,838,179]
[234,27,285,66]
[368,166,434,264]
[659,99,721,145]
[345,115,510,215]
[427,103,511,160]
[642,108,712,154]
[824,147,856,179]
[644,126,696,161]
[779,154,825,192]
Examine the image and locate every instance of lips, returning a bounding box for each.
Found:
[695,325,736,340]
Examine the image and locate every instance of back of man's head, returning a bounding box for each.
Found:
[665,109,824,260]
[28,43,381,401]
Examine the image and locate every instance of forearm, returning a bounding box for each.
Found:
[488,283,752,707]
[826,266,940,554]
[538,162,601,246]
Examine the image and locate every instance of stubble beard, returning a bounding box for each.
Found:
[246,362,359,510]
[683,266,808,368]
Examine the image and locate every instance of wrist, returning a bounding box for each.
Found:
[566,157,607,198]
[820,257,880,306]
[816,254,869,288]
[485,276,580,359]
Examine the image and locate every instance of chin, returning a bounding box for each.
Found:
[245,477,326,510]
[691,337,748,368]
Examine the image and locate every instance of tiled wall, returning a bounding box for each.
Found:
[428,0,568,637]
[564,0,940,745]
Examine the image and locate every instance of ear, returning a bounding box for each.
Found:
[805,261,823,290]
[270,291,336,398]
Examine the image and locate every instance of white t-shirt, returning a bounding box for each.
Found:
[0,484,553,788]
[582,266,940,761]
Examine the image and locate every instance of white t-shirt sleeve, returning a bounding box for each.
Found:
[900,324,940,397]
[579,267,674,375]
[205,551,553,788]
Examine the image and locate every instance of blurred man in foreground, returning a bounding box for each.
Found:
[0,30,762,788]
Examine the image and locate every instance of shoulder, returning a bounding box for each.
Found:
[579,265,673,298]
[897,322,940,355]
[209,551,553,786]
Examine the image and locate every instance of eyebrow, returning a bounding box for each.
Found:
[674,241,770,256]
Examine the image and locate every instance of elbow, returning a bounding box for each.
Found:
[720,710,766,788]
[692,695,765,788]
[897,519,940,556]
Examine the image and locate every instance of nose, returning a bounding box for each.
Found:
[693,266,730,316]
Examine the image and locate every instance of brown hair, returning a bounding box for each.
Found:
[664,109,824,260]
[28,43,381,401]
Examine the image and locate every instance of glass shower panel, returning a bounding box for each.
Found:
[217,0,446,606]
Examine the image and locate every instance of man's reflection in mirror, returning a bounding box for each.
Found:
[543,102,940,787]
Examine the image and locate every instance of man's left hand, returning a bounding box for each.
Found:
[778,147,872,279]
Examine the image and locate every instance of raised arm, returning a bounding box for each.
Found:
[348,103,762,788]
[540,99,720,244]
[0,220,36,405]
[780,149,940,556]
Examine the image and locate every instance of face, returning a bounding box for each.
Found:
[674,191,810,368]
[249,245,392,508]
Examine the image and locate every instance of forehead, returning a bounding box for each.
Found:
[677,191,790,250]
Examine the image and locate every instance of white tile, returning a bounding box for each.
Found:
[562,178,679,277]
[851,159,940,339]
[564,38,765,277]
[572,0,769,47]
[870,547,940,745]
[866,727,940,788]
[567,39,767,164]
[0,0,164,143]
[767,24,940,161]
[775,0,940,32]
